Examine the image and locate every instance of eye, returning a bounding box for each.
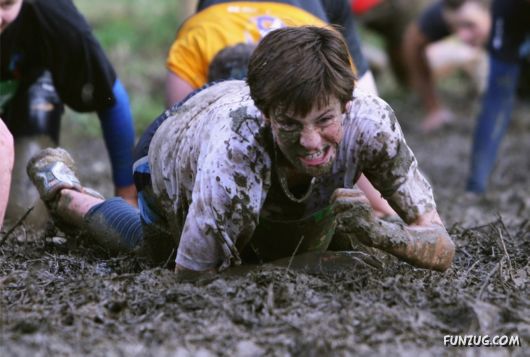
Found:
[277,120,301,132]
[317,116,335,126]
[274,116,301,132]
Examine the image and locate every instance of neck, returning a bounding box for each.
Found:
[273,143,316,203]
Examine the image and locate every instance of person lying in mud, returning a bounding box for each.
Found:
[166,0,395,218]
[27,26,455,273]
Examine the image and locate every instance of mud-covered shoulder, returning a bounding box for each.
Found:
[345,89,403,164]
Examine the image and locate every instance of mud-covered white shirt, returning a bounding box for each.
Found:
[148,80,435,271]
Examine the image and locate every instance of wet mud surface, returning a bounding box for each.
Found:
[1,96,529,356]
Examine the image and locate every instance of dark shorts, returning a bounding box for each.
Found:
[2,71,63,143]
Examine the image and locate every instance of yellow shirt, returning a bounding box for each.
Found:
[167,2,328,89]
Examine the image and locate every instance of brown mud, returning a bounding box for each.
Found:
[1,94,529,356]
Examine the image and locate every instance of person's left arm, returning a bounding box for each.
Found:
[97,79,136,205]
[333,97,454,271]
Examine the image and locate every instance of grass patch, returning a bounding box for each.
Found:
[66,0,188,135]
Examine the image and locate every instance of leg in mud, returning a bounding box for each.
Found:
[54,188,145,254]
[27,147,145,253]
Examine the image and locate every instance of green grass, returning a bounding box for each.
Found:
[66,0,189,135]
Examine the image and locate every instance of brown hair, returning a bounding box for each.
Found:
[247,26,355,119]
[208,43,256,83]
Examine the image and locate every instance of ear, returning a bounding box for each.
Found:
[262,114,271,126]
[344,101,352,114]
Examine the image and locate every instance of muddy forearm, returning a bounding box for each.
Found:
[368,219,455,271]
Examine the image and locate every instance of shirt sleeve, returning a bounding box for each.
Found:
[417,1,452,42]
[354,96,436,223]
[166,25,209,89]
[175,123,272,271]
[97,79,135,187]
[33,0,117,112]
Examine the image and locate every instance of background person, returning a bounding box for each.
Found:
[467,0,530,193]
[403,0,491,132]
[0,0,137,224]
[166,0,376,106]
[350,0,429,87]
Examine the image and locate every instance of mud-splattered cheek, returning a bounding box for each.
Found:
[324,124,344,148]
[276,129,300,146]
[274,128,301,157]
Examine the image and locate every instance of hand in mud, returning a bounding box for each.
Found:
[330,188,376,247]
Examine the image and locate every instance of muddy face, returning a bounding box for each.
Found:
[267,98,347,177]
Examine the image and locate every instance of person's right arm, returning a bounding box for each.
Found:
[165,71,195,108]
[165,23,210,107]
[0,119,14,230]
[171,121,272,273]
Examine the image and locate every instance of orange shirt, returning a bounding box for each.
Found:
[167,2,328,89]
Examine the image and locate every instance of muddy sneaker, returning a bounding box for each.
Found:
[27,147,103,204]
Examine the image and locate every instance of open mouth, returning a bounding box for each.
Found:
[298,145,333,167]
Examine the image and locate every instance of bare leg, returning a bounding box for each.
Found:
[55,189,104,227]
[354,73,396,217]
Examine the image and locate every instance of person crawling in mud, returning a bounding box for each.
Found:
[27,26,455,273]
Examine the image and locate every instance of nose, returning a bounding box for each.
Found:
[299,126,322,152]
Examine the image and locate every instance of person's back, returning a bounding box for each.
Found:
[165,0,371,106]
[167,2,328,91]
[26,26,455,273]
